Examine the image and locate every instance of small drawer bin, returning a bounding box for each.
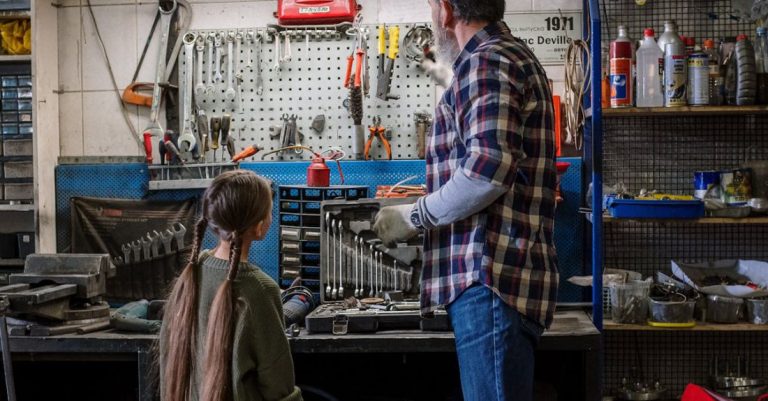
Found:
[16,88,31,99]
[324,188,344,199]
[347,188,368,200]
[1,77,17,88]
[302,229,321,241]
[17,100,31,112]
[302,188,323,201]
[301,241,320,253]
[4,183,32,200]
[3,138,32,156]
[17,76,31,87]
[301,253,321,267]
[1,89,17,100]
[18,123,32,135]
[301,266,320,278]
[279,213,301,227]
[4,160,33,179]
[279,201,301,213]
[1,123,17,135]
[2,101,18,112]
[302,201,321,214]
[279,187,301,200]
[18,113,30,123]
[2,112,17,122]
[303,214,320,227]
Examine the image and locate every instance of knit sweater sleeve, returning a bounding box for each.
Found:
[235,271,303,401]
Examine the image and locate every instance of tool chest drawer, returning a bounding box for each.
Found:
[3,182,32,200]
[3,159,32,179]
[2,138,32,156]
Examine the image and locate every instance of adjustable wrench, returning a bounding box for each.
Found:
[213,33,223,83]
[122,244,132,265]
[194,34,205,103]
[159,229,174,255]
[171,222,187,250]
[225,32,236,101]
[337,220,343,298]
[205,34,215,95]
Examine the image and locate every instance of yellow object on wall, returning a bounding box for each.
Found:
[0,19,31,55]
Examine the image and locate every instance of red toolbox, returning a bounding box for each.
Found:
[276,0,359,25]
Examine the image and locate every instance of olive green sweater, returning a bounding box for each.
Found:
[160,252,303,401]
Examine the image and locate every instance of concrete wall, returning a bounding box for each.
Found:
[55,0,582,157]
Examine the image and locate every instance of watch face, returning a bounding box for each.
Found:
[410,209,421,227]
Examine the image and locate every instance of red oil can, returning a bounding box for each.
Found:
[307,156,331,187]
[277,0,359,25]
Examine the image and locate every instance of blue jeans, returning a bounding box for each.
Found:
[447,284,544,401]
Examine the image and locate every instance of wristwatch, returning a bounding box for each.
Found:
[409,205,423,229]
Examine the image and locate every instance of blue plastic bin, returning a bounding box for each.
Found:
[605,196,705,219]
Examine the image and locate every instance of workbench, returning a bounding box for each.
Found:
[6,310,600,401]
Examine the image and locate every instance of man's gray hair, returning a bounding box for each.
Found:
[435,0,506,23]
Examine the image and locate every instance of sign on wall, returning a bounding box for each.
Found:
[504,11,583,65]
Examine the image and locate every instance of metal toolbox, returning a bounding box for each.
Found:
[3,138,32,156]
[304,197,450,334]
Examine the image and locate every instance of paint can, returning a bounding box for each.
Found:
[720,169,753,205]
[693,171,720,199]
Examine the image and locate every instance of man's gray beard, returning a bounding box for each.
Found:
[435,28,461,65]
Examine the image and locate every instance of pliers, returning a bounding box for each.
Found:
[364,116,391,160]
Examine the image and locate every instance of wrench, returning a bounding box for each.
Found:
[171,222,187,250]
[179,33,197,155]
[325,213,332,299]
[141,237,151,261]
[148,230,161,258]
[272,34,281,72]
[255,33,264,96]
[131,240,142,263]
[214,33,223,83]
[148,0,177,126]
[225,32,236,101]
[122,244,132,265]
[354,235,359,297]
[194,34,205,103]
[245,31,254,70]
[234,32,243,112]
[358,237,364,296]
[331,220,338,300]
[369,244,375,298]
[283,32,292,62]
[159,229,174,255]
[337,220,343,298]
[205,34,215,95]
[394,260,398,291]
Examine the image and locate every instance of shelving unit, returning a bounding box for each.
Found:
[584,0,768,396]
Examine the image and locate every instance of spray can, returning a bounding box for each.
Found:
[610,25,634,107]
[664,42,688,107]
[688,51,710,105]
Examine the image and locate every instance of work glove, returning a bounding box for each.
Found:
[420,57,453,88]
[373,204,420,248]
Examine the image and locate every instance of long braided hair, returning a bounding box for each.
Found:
[160,170,273,401]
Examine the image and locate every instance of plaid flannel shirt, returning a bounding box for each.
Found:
[420,21,559,328]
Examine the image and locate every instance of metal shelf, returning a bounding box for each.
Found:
[0,203,33,212]
[0,259,23,267]
[0,55,30,63]
[587,213,768,225]
[603,105,768,117]
[604,319,768,332]
[0,10,30,20]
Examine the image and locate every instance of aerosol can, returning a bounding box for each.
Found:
[664,41,688,107]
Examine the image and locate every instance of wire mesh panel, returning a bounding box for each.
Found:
[599,0,755,50]
[604,330,768,397]
[603,115,768,194]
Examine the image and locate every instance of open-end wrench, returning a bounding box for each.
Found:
[359,236,364,296]
[255,33,264,96]
[159,229,174,255]
[131,240,142,263]
[376,251,381,296]
[330,219,337,299]
[194,34,205,103]
[272,33,281,72]
[245,31,254,70]
[369,244,375,297]
[393,260,398,291]
[325,213,332,299]
[337,220,344,298]
[234,32,243,113]
[141,237,152,261]
[213,33,223,83]
[354,235,359,297]
[225,32,236,101]
[283,32,292,62]
[171,222,187,250]
[122,244,132,265]
[205,34,215,95]
[148,0,177,127]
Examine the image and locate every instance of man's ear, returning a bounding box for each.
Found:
[439,0,456,30]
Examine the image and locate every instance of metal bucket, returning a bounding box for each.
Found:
[747,298,768,325]
[706,295,744,323]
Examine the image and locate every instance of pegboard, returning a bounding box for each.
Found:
[179,24,436,162]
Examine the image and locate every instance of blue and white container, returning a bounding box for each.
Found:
[694,171,720,199]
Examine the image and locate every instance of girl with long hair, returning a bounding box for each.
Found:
[159,170,302,401]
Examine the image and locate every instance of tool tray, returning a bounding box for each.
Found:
[304,198,450,334]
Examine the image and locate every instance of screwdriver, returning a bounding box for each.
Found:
[221,114,231,151]
[143,131,154,164]
[210,117,221,162]
[196,111,209,162]
[232,144,262,162]
[226,136,236,160]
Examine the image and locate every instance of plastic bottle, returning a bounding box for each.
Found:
[636,28,664,107]
[610,25,634,107]
[756,27,768,104]
[735,34,757,105]
[658,20,684,53]
[704,39,724,105]
[664,41,688,107]
[684,36,696,55]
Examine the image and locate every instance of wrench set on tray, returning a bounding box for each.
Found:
[303,198,449,334]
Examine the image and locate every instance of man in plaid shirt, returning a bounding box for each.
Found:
[373,1,559,400]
